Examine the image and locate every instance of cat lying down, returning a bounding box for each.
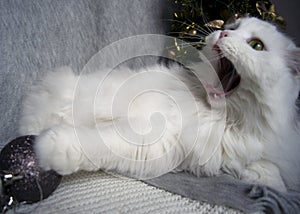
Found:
[19,17,300,192]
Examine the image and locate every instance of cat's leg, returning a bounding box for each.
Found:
[19,67,77,135]
[34,123,184,178]
[241,160,287,192]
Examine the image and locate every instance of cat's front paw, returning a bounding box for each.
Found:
[35,126,82,175]
[241,160,287,192]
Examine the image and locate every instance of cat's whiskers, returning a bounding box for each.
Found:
[167,32,206,40]
[173,42,207,50]
[206,54,223,62]
[185,17,212,36]
[199,0,215,34]
[164,19,211,36]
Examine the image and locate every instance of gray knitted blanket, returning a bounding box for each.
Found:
[1,0,300,213]
[145,172,300,213]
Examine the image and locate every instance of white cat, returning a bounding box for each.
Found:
[19,17,300,192]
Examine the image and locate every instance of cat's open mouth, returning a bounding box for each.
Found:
[206,46,241,99]
[218,56,241,96]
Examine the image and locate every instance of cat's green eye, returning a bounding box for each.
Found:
[248,38,264,51]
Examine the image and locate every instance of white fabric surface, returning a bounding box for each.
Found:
[14,171,242,214]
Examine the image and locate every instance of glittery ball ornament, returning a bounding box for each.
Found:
[0,136,62,203]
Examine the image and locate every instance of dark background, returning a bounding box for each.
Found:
[272,0,300,45]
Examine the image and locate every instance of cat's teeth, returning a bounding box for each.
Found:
[212,93,225,100]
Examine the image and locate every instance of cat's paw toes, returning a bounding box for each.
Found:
[241,161,287,192]
[241,169,259,183]
[35,126,82,175]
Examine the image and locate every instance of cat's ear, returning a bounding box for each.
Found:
[288,47,300,76]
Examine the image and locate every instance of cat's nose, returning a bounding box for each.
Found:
[219,31,229,39]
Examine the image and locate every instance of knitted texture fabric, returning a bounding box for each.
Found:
[13,171,242,214]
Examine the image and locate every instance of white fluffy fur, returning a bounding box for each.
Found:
[19,18,300,192]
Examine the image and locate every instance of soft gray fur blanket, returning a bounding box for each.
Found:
[1,1,300,213]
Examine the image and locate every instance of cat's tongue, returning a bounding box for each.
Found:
[204,83,226,99]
